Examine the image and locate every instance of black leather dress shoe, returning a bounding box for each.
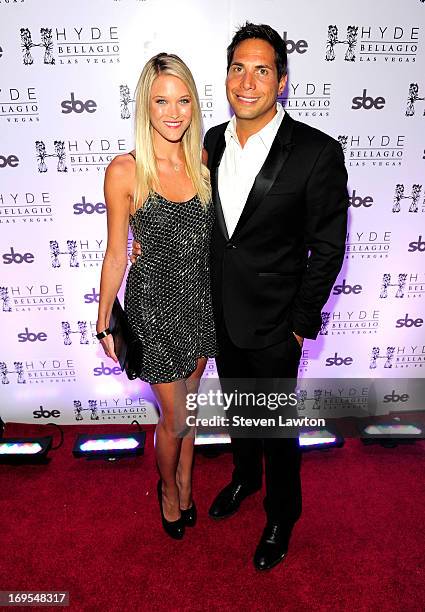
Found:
[208,481,261,519]
[253,522,293,571]
[180,500,197,527]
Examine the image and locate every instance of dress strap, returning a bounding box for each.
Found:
[129,150,136,160]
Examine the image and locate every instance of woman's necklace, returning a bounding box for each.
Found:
[156,156,183,172]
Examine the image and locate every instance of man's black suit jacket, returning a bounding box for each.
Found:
[204,111,348,349]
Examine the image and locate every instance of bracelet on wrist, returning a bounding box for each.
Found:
[96,328,111,340]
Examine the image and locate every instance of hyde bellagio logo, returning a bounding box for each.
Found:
[49,239,105,268]
[345,230,391,260]
[50,240,78,267]
[36,141,67,173]
[296,388,322,412]
[325,25,358,62]
[0,191,54,225]
[199,84,214,120]
[19,26,120,66]
[120,83,214,120]
[0,359,76,385]
[370,346,425,370]
[320,310,380,336]
[379,273,407,299]
[61,321,97,345]
[369,347,395,369]
[379,273,425,300]
[392,184,424,213]
[35,138,127,173]
[0,284,65,313]
[0,86,39,123]
[279,82,332,118]
[0,361,26,384]
[297,347,310,375]
[296,385,369,413]
[120,84,135,119]
[73,398,147,421]
[338,134,405,168]
[20,28,55,64]
[406,83,425,117]
[325,25,420,63]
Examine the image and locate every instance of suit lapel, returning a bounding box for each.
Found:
[209,129,229,241]
[232,112,295,238]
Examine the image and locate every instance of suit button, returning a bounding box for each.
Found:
[226,242,236,249]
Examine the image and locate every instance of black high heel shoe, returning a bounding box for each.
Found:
[157,480,185,540]
[180,500,197,527]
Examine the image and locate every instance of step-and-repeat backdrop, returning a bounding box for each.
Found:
[1,0,424,424]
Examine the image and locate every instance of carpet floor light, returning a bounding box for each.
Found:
[73,422,146,461]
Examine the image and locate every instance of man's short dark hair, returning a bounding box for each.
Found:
[226,22,288,80]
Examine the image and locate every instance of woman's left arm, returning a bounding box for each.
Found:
[96,158,131,358]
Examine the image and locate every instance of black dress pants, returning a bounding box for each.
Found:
[215,320,303,525]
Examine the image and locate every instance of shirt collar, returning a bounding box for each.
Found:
[225,103,285,149]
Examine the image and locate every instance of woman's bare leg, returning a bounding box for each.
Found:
[152,378,189,521]
[177,357,208,510]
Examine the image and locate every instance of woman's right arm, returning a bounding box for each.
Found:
[96,158,131,361]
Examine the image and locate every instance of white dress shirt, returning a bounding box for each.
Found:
[218,103,285,237]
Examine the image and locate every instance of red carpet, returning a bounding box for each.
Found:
[1,422,425,612]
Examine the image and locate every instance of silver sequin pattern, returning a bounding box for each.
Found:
[124,191,217,384]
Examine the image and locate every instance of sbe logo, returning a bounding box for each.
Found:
[83,288,100,304]
[33,406,61,419]
[408,235,425,252]
[17,327,48,342]
[333,279,363,295]
[73,196,106,215]
[325,353,353,366]
[2,247,34,264]
[395,313,424,328]
[351,89,386,110]
[382,391,410,404]
[349,189,373,208]
[93,362,122,376]
[283,31,308,54]
[0,154,19,168]
[61,92,97,114]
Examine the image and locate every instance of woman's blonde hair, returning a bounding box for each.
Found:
[133,52,210,208]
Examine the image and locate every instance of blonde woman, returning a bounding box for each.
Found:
[96,53,216,539]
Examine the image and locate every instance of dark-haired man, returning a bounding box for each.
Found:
[204,23,348,570]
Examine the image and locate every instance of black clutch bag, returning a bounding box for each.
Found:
[109,297,142,380]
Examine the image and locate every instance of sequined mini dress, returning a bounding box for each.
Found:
[124,177,217,384]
